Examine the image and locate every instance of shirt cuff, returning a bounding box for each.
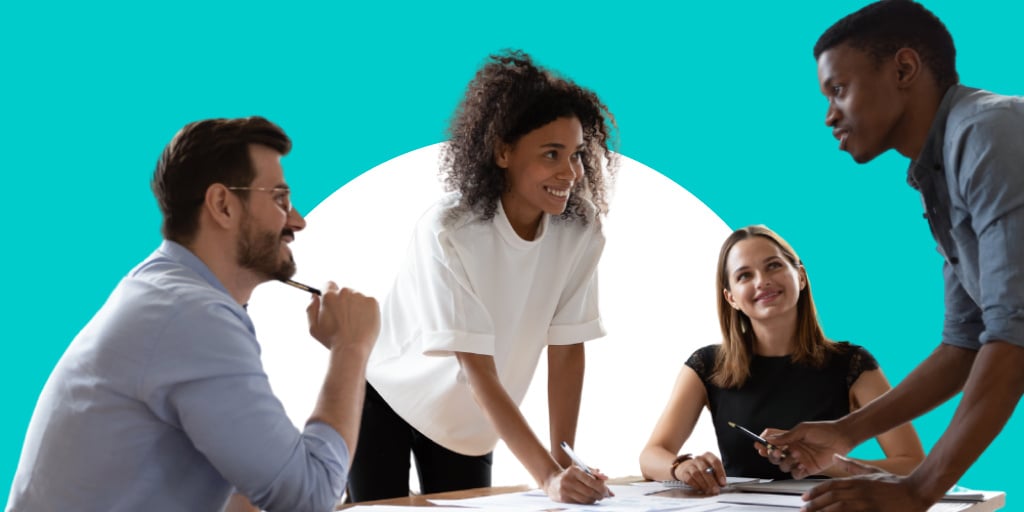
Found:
[548,318,606,346]
[303,421,351,471]
[421,330,496,357]
[980,307,1024,348]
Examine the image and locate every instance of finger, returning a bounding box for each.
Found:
[691,459,720,494]
[587,469,613,496]
[680,471,706,494]
[781,445,812,471]
[766,445,790,468]
[768,428,798,446]
[801,483,849,512]
[755,442,768,457]
[833,454,880,476]
[565,470,606,503]
[324,281,340,294]
[711,457,727,486]
[777,452,798,473]
[774,446,789,460]
[803,479,838,501]
[699,452,727,487]
[578,470,611,498]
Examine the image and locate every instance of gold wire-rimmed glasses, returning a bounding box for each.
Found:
[227,186,292,213]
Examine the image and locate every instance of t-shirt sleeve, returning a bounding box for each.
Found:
[410,219,496,357]
[141,302,347,512]
[548,225,607,345]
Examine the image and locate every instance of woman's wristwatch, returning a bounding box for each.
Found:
[669,453,693,481]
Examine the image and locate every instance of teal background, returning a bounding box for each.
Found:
[2,0,1021,502]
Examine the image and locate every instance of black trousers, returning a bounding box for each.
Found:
[347,383,493,502]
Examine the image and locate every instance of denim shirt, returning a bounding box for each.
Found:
[907,85,1024,350]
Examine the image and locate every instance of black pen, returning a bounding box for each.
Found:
[728,421,784,456]
[281,279,322,296]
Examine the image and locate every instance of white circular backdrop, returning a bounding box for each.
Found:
[248,144,731,489]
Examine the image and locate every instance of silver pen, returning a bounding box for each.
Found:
[559,441,594,476]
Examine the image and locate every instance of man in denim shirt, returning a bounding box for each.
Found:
[8,117,380,511]
[767,2,1024,511]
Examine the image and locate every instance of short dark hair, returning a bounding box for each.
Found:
[814,0,958,91]
[151,116,291,244]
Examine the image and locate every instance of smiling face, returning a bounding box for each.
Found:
[496,116,585,237]
[235,144,307,281]
[817,43,907,164]
[722,236,806,327]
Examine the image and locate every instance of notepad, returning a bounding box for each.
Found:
[658,476,761,488]
[733,479,986,502]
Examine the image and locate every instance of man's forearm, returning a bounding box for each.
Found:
[908,341,1024,501]
[843,344,974,445]
[308,344,372,459]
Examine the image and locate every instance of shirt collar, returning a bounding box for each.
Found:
[156,239,235,301]
[907,84,965,190]
[494,197,548,248]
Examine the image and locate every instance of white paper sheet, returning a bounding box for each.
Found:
[429,488,718,511]
[717,493,804,508]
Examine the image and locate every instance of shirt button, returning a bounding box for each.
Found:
[949,256,960,264]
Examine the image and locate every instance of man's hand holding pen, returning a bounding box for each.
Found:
[759,422,854,479]
[306,282,380,354]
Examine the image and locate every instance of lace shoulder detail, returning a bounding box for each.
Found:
[841,342,880,389]
[684,344,720,381]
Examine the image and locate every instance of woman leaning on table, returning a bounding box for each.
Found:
[639,225,925,494]
[346,50,618,505]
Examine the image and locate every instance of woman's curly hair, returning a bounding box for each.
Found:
[441,49,618,223]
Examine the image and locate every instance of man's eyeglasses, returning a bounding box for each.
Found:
[227,186,292,213]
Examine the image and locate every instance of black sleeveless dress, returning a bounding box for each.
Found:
[685,342,878,480]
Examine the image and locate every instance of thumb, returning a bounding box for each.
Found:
[833,454,881,475]
[767,429,797,445]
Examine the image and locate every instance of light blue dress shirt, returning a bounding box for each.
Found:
[7,241,349,512]
[908,85,1024,350]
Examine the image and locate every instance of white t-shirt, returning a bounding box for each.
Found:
[367,192,606,455]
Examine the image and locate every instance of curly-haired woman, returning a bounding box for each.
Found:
[347,50,618,505]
